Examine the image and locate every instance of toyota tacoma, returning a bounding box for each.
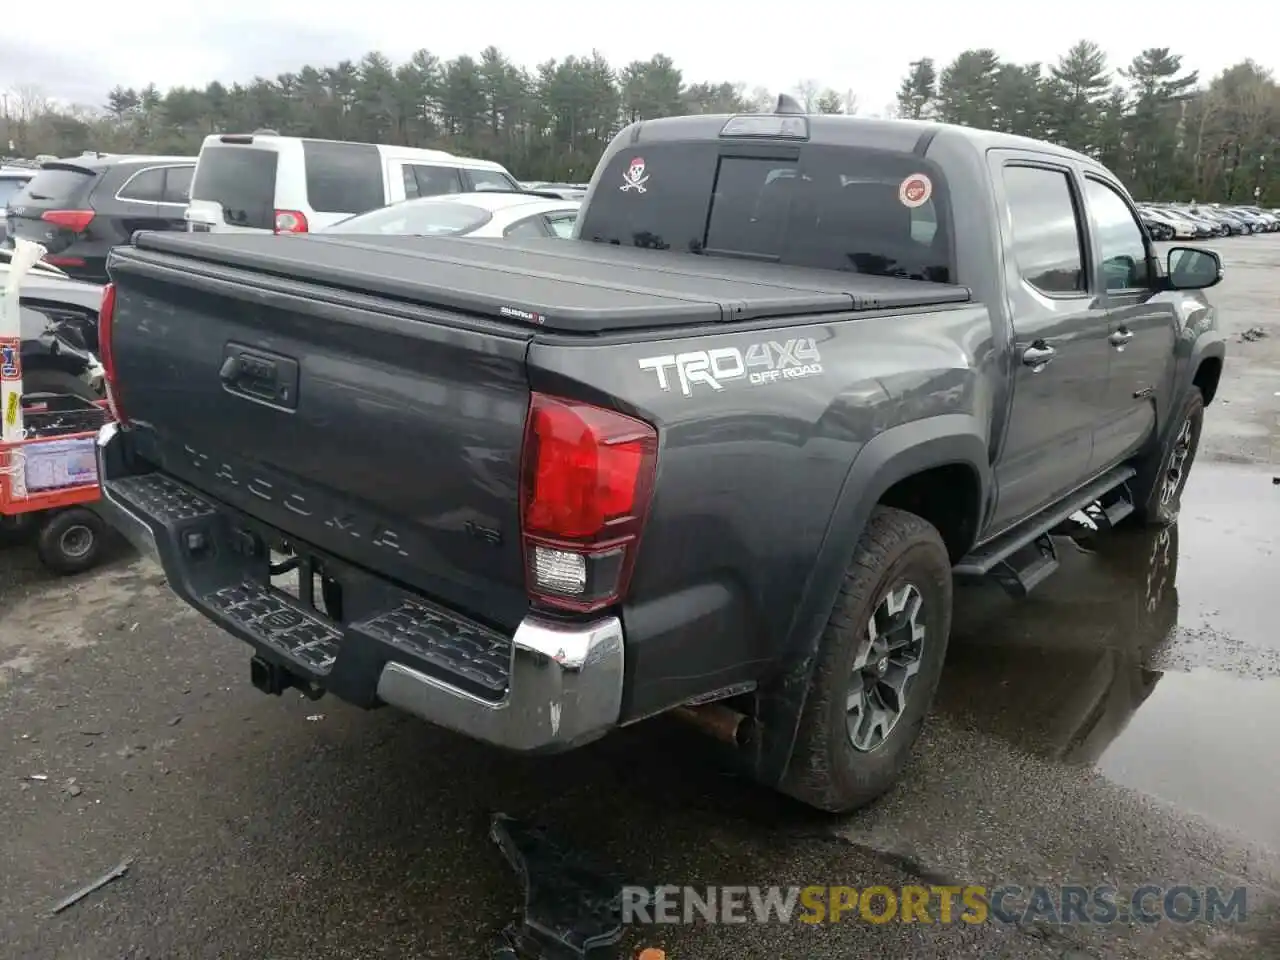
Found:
[91,104,1225,812]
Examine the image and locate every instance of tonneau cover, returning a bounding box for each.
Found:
[124,231,972,334]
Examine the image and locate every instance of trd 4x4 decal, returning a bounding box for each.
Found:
[638,338,823,397]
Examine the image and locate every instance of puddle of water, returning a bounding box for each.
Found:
[939,462,1280,844]
[1095,669,1280,842]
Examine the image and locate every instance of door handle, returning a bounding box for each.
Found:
[1109,328,1135,347]
[1021,343,1056,369]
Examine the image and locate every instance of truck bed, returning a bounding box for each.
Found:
[123,231,972,334]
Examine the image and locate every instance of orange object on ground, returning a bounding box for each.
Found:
[637,949,667,960]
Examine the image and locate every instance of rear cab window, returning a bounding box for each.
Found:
[191,146,279,229]
[302,140,384,215]
[578,138,954,282]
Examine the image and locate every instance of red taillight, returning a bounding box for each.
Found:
[44,256,86,268]
[273,210,308,234]
[41,209,95,233]
[519,393,658,614]
[98,282,126,424]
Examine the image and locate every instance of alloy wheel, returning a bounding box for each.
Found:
[846,582,926,752]
[1160,417,1195,507]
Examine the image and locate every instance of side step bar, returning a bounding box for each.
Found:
[956,466,1137,597]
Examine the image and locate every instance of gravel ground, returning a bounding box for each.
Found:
[2,236,1280,960]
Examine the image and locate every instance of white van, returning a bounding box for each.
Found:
[183,133,524,235]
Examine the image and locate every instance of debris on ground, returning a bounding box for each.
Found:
[21,774,48,782]
[64,778,82,797]
[1239,326,1268,342]
[48,857,134,915]
[490,813,624,960]
[305,714,324,722]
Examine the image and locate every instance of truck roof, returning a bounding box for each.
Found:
[622,112,1101,172]
[123,230,971,334]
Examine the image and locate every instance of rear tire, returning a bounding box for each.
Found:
[781,506,952,813]
[36,507,106,576]
[1131,387,1204,527]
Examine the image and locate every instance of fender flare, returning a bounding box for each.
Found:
[750,413,991,786]
[1187,335,1225,403]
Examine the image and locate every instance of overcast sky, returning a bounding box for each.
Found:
[2,0,1276,115]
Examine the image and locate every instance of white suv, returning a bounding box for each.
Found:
[183,133,524,235]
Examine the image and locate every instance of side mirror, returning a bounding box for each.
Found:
[1166,246,1223,290]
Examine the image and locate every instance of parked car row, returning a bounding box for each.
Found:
[2,136,587,284]
[1137,201,1280,240]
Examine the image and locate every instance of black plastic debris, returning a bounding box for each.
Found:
[490,813,624,960]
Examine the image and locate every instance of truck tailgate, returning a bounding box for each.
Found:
[106,243,535,632]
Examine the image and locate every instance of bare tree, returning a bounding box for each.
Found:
[13,84,50,122]
[746,85,774,112]
[792,79,820,112]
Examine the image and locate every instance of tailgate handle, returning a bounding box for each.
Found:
[220,345,299,410]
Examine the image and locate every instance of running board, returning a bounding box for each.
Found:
[955,466,1136,596]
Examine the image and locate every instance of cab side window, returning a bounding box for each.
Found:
[1085,178,1152,291]
[1002,165,1087,295]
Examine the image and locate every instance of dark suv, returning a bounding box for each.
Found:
[4,154,196,282]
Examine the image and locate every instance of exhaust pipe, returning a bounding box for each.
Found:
[671,703,753,748]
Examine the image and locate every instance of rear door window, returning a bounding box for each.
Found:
[403,164,464,198]
[1001,165,1087,295]
[302,140,384,214]
[579,143,953,282]
[117,167,165,203]
[190,146,278,229]
[162,165,193,205]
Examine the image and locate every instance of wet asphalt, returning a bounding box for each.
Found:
[4,237,1280,960]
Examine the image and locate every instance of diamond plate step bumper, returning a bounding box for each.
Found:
[95,422,625,753]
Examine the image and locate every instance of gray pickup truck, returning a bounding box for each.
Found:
[92,104,1226,812]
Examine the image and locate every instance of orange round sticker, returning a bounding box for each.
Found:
[899,174,933,208]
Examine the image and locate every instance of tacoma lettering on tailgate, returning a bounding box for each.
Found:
[180,444,410,557]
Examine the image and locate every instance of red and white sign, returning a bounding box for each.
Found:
[899,173,933,208]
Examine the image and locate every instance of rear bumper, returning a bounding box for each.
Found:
[95,422,625,753]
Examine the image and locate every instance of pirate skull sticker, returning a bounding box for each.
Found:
[620,157,649,193]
